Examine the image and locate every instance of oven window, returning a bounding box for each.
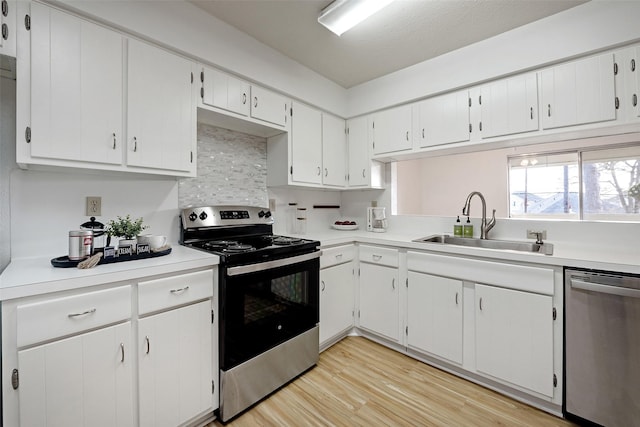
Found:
[221,258,319,370]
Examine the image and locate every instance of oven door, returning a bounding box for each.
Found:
[220,251,320,370]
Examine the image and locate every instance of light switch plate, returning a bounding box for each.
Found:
[86,196,102,216]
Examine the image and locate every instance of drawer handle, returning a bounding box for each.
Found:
[145,336,150,354]
[68,308,97,318]
[479,297,483,311]
[372,254,382,261]
[392,278,395,290]
[120,343,125,363]
[335,253,343,260]
[455,292,459,305]
[321,280,326,292]
[170,286,190,294]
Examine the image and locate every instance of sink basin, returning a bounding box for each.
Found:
[412,234,553,255]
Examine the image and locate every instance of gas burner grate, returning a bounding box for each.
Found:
[272,236,303,246]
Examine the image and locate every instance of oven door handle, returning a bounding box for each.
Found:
[226,251,320,276]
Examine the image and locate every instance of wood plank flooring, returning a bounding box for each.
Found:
[211,336,575,426]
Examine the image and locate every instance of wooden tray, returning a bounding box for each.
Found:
[51,247,172,268]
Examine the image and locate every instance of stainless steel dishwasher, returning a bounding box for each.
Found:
[564,268,640,426]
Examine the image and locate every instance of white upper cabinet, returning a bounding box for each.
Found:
[479,73,539,138]
[290,101,322,185]
[200,66,250,116]
[415,89,470,147]
[251,85,288,127]
[371,105,412,155]
[541,53,616,129]
[321,113,346,187]
[0,0,16,57]
[616,46,640,120]
[346,116,384,189]
[30,3,123,165]
[127,39,195,174]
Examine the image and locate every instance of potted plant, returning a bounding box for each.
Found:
[105,214,148,249]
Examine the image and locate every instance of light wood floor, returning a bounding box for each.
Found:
[212,336,575,426]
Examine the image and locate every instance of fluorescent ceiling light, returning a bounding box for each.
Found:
[318,0,396,36]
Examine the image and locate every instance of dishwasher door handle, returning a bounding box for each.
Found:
[571,278,640,299]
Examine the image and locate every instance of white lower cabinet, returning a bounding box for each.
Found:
[18,322,133,427]
[475,283,554,398]
[406,272,463,364]
[358,246,400,343]
[319,246,355,346]
[138,300,213,427]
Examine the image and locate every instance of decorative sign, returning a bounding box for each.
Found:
[103,246,116,259]
[118,245,133,256]
[136,243,151,255]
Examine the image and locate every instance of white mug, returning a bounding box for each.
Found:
[137,234,167,250]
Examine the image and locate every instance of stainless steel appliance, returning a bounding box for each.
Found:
[564,268,640,426]
[180,206,320,422]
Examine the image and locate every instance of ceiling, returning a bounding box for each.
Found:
[189,0,588,89]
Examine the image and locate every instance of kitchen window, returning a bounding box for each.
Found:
[509,144,640,221]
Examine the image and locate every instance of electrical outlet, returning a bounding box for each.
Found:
[269,198,276,212]
[527,229,547,240]
[86,196,102,216]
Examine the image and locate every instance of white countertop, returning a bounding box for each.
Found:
[307,229,640,275]
[0,246,219,301]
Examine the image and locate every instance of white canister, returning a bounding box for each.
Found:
[69,230,93,260]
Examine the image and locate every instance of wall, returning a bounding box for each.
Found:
[348,1,640,116]
[0,76,15,271]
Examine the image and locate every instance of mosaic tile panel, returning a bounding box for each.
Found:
[178,124,269,208]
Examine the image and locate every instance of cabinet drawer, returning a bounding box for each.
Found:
[17,286,131,348]
[359,245,398,268]
[321,245,355,269]
[138,269,213,315]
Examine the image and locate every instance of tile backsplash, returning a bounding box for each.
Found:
[179,124,269,208]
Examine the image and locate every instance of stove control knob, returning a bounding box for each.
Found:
[264,210,272,218]
[188,212,197,222]
[258,210,265,218]
[199,212,208,221]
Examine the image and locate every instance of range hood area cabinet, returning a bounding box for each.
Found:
[16,2,197,177]
[0,0,16,57]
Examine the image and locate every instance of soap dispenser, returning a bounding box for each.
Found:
[463,216,473,237]
[453,216,462,237]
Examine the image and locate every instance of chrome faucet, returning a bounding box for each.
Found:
[462,191,496,239]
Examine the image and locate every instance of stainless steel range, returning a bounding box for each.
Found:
[180,206,320,422]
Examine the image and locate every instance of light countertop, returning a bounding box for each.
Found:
[0,245,219,301]
[306,229,640,275]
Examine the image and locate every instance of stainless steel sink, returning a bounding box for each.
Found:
[412,234,553,255]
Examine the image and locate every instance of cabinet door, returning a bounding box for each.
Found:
[290,102,322,184]
[359,262,400,342]
[322,113,346,187]
[128,39,194,173]
[632,47,640,119]
[475,284,553,397]
[139,300,213,427]
[320,262,354,345]
[480,73,538,138]
[372,105,412,155]
[347,116,368,187]
[18,322,133,427]
[407,272,463,364]
[30,3,122,165]
[416,90,470,147]
[250,85,288,127]
[0,0,16,57]
[201,67,250,116]
[541,53,615,129]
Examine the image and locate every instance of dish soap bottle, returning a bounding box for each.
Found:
[463,216,473,238]
[453,216,462,237]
